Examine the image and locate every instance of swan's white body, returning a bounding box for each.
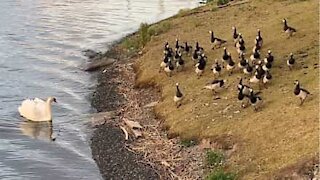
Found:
[18,97,56,121]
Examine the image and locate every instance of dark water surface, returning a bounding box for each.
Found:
[0,0,198,179]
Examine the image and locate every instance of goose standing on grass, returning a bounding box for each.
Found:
[232,26,239,44]
[222,47,231,65]
[243,63,254,75]
[174,49,181,64]
[294,80,310,105]
[283,18,297,37]
[252,36,261,53]
[18,97,57,121]
[238,53,248,69]
[264,50,274,64]
[195,41,204,53]
[175,39,183,51]
[262,61,272,71]
[182,42,192,55]
[209,31,227,49]
[226,56,235,75]
[164,59,174,77]
[195,54,207,78]
[192,49,199,65]
[238,85,250,108]
[256,29,263,47]
[236,34,246,55]
[262,70,272,88]
[249,71,263,89]
[250,49,261,65]
[237,78,252,96]
[159,55,169,73]
[204,79,226,95]
[248,89,262,111]
[211,60,222,77]
[287,53,295,70]
[176,54,185,72]
[174,83,184,108]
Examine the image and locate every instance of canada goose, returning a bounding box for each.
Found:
[256,64,266,76]
[164,59,174,77]
[164,47,174,59]
[195,54,207,78]
[174,83,184,108]
[252,36,261,53]
[192,49,199,65]
[175,39,183,51]
[238,53,248,69]
[287,53,295,70]
[283,19,297,37]
[248,89,262,111]
[262,61,272,71]
[236,33,245,48]
[238,85,250,108]
[204,79,226,94]
[195,41,204,53]
[18,97,57,121]
[222,47,231,64]
[182,42,192,55]
[164,42,169,51]
[256,29,263,47]
[250,49,261,65]
[249,71,263,88]
[211,60,222,77]
[209,31,227,49]
[264,50,274,64]
[226,57,235,75]
[294,80,310,105]
[159,55,169,73]
[176,54,185,71]
[243,63,254,75]
[262,70,272,88]
[237,78,252,96]
[232,26,239,43]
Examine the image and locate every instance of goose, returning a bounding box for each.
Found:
[283,19,297,37]
[209,31,227,49]
[236,33,245,48]
[264,50,274,64]
[248,89,262,111]
[204,79,226,94]
[294,80,310,105]
[174,49,181,63]
[164,47,173,59]
[232,26,239,43]
[159,55,169,73]
[226,56,235,75]
[195,41,204,53]
[195,54,206,78]
[287,53,295,70]
[238,53,248,69]
[252,36,261,53]
[256,29,263,47]
[256,63,266,76]
[262,70,272,87]
[250,49,261,65]
[211,60,222,77]
[175,39,183,51]
[222,47,231,65]
[174,83,184,108]
[243,63,254,75]
[176,54,185,72]
[262,61,272,71]
[238,85,250,108]
[182,42,192,55]
[249,71,262,85]
[192,49,199,65]
[237,78,252,96]
[18,97,57,121]
[164,59,174,77]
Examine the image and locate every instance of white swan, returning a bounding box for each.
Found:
[18,97,57,121]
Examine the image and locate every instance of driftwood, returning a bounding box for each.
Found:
[85,58,116,71]
[124,119,143,138]
[90,111,116,126]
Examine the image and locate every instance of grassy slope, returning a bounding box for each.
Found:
[131,0,318,179]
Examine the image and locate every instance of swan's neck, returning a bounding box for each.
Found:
[46,100,52,121]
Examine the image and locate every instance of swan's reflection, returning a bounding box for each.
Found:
[19,121,56,141]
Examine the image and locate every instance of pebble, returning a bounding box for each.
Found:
[234,110,240,114]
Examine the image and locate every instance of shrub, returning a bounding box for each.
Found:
[206,169,236,180]
[139,23,150,47]
[147,22,171,36]
[206,150,224,167]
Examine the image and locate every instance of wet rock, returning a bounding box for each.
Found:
[82,49,102,59]
[85,58,116,72]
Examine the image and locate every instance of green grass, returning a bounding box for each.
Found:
[206,150,225,167]
[206,169,236,180]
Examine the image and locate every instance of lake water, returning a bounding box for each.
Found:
[0,0,198,179]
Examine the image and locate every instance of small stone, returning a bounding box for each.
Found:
[234,110,240,114]
[204,103,209,106]
[228,115,233,119]
[212,103,218,106]
[212,119,215,122]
